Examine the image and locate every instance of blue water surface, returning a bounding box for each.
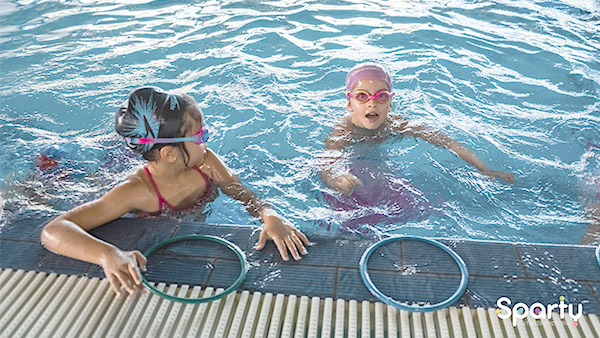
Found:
[0,0,599,244]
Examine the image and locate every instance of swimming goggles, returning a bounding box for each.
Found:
[345,90,394,103]
[125,125,209,145]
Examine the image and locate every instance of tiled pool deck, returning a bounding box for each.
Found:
[1,214,599,315]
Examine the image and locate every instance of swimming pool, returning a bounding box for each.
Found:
[0,0,598,244]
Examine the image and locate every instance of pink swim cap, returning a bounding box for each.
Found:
[345,63,392,92]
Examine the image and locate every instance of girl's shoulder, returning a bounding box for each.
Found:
[90,167,157,214]
[126,167,152,188]
[334,116,354,134]
[325,117,353,149]
[387,114,430,137]
[116,168,156,203]
[198,148,233,185]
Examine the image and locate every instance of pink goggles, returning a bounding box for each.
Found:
[125,125,209,146]
[345,90,394,103]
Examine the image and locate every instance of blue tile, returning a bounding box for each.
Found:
[367,270,465,306]
[141,253,214,287]
[86,265,105,278]
[6,217,600,315]
[584,282,600,314]
[336,268,377,302]
[439,240,524,277]
[292,235,377,269]
[360,240,402,271]
[1,239,91,276]
[0,212,56,242]
[175,222,258,252]
[92,217,179,252]
[206,258,249,290]
[241,263,337,299]
[158,236,243,261]
[399,239,463,276]
[517,244,600,281]
[455,294,471,307]
[336,267,471,307]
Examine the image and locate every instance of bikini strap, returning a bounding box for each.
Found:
[143,166,173,211]
[193,166,212,200]
[143,166,212,214]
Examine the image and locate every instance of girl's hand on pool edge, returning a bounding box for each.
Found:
[255,209,311,261]
[484,170,515,184]
[100,247,147,296]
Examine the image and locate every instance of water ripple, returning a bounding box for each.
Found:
[0,0,598,244]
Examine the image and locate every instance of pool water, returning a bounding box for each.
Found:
[0,0,598,244]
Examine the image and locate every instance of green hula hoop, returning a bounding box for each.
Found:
[141,234,248,303]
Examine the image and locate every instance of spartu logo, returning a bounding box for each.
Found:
[496,296,583,327]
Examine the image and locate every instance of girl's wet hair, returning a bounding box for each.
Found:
[115,86,202,164]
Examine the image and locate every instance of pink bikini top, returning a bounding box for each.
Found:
[143,166,213,216]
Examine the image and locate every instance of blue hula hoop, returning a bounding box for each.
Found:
[359,235,469,312]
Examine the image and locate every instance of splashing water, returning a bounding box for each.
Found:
[0,0,598,244]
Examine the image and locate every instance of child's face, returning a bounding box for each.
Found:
[347,78,392,130]
[182,113,208,167]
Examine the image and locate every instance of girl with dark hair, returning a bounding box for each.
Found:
[41,86,310,296]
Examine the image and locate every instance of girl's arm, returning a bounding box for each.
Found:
[40,178,149,295]
[320,120,362,194]
[399,121,515,184]
[200,149,310,261]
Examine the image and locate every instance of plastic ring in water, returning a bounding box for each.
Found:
[141,234,248,303]
[595,244,600,268]
[359,235,469,312]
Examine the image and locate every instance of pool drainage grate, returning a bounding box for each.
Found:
[0,268,599,337]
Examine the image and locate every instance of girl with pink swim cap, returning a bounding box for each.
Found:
[321,63,514,229]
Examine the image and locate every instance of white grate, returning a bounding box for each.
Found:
[0,268,597,338]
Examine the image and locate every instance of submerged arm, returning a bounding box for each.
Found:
[403,123,515,184]
[219,174,270,219]
[320,120,362,194]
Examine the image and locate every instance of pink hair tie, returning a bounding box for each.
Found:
[345,63,392,92]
